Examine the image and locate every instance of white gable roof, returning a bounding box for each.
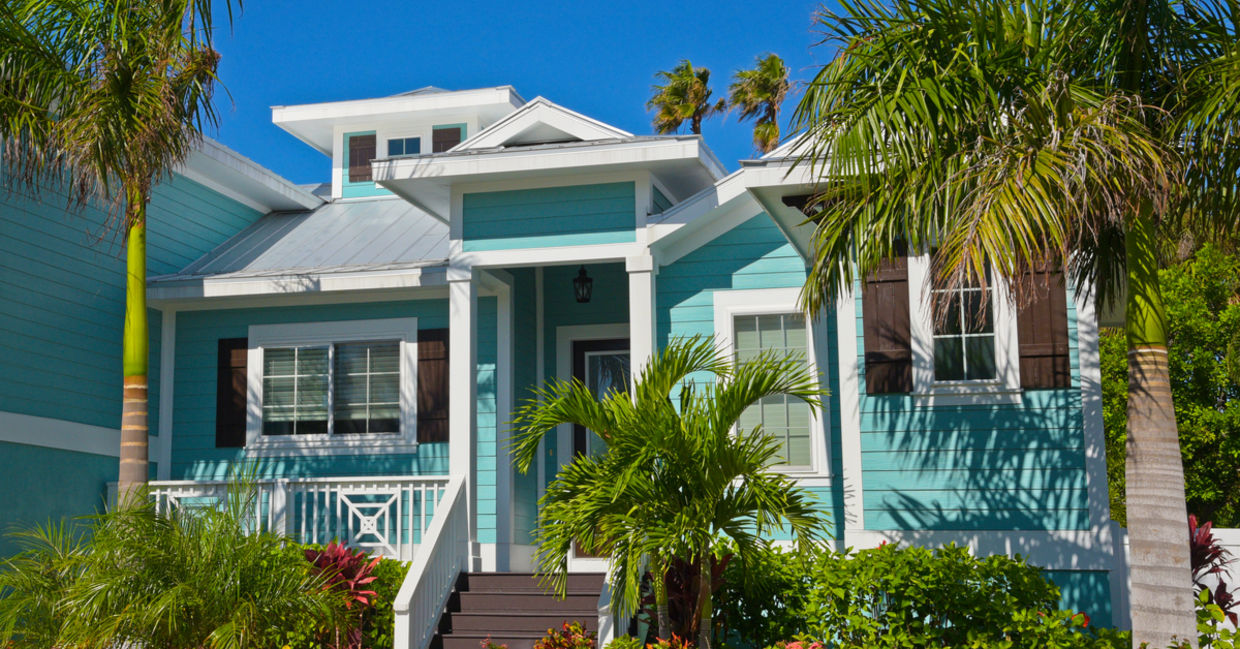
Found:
[456,97,632,150]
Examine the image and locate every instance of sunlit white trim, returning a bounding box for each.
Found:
[838,284,865,531]
[457,97,632,150]
[244,318,420,456]
[0,410,156,459]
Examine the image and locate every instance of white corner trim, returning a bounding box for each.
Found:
[1075,282,1113,530]
[244,318,419,456]
[712,287,832,480]
[157,311,176,480]
[554,323,630,475]
[838,283,865,531]
[0,410,158,459]
[907,254,1022,401]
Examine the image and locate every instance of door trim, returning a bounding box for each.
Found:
[572,337,630,457]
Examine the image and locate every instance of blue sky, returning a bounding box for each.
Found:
[209,1,835,186]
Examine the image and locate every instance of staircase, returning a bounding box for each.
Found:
[433,572,607,649]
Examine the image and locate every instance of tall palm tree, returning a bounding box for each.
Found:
[0,0,231,496]
[647,60,727,135]
[728,54,790,154]
[791,0,1240,644]
[512,336,829,649]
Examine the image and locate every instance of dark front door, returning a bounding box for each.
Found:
[571,338,631,457]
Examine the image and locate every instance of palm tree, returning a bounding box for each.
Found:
[728,54,790,154]
[791,0,1240,644]
[647,60,727,135]
[0,0,231,496]
[512,336,829,649]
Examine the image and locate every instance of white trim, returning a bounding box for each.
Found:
[1075,284,1111,530]
[655,195,765,267]
[627,255,656,377]
[244,318,420,456]
[457,243,644,269]
[712,287,831,480]
[491,271,515,571]
[0,410,157,458]
[157,311,176,480]
[448,273,479,563]
[907,254,1022,405]
[457,97,632,150]
[845,528,1119,571]
[148,265,448,303]
[838,283,865,531]
[176,136,323,212]
[151,286,454,314]
[535,267,547,503]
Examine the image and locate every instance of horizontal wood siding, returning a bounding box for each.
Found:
[1043,570,1113,628]
[0,442,117,557]
[170,299,466,477]
[655,214,844,539]
[462,182,636,251]
[856,285,1090,530]
[0,174,261,434]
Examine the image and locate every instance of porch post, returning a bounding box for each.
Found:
[627,254,657,376]
[448,265,478,568]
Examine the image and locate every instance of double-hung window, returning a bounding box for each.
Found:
[246,319,419,454]
[930,276,997,381]
[714,288,827,476]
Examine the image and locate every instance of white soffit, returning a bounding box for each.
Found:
[176,136,323,213]
[457,97,633,150]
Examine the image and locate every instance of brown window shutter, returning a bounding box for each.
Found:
[348,134,376,182]
[1018,266,1071,389]
[417,329,450,443]
[862,251,913,394]
[215,338,248,448]
[432,127,462,153]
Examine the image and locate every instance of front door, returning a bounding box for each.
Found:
[569,338,630,561]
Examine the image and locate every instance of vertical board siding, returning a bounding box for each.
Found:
[0,442,117,557]
[0,174,260,434]
[170,298,493,482]
[510,268,539,545]
[462,182,636,251]
[655,213,844,539]
[856,284,1091,530]
[1044,570,1113,628]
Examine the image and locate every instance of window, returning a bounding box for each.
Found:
[930,277,997,381]
[346,132,376,183]
[246,319,420,455]
[432,124,465,152]
[388,137,421,157]
[713,287,828,478]
[734,313,813,468]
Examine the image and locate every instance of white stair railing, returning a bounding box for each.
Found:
[145,476,448,560]
[393,475,468,649]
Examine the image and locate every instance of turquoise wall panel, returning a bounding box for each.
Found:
[856,279,1092,531]
[0,174,260,433]
[510,269,540,544]
[0,442,116,557]
[462,182,636,251]
[1044,570,1114,628]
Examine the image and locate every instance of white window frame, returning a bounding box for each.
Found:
[713,287,831,483]
[245,318,419,456]
[907,254,1022,405]
[386,135,423,158]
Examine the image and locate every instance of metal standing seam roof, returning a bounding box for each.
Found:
[151,196,449,282]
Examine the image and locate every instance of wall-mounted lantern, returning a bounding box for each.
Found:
[573,266,593,303]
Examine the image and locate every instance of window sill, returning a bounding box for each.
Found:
[913,383,1023,407]
[770,471,835,488]
[244,435,420,458]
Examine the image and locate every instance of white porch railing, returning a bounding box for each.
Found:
[393,476,469,649]
[146,476,449,561]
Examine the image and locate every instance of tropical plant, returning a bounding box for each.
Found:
[304,541,381,649]
[533,621,596,649]
[511,336,829,649]
[0,488,345,649]
[0,0,233,495]
[1101,244,1240,527]
[791,0,1240,643]
[647,60,727,135]
[1189,515,1238,627]
[728,54,790,154]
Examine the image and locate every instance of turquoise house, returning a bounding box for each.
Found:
[0,85,1125,646]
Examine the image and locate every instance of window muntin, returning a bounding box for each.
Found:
[931,281,997,382]
[733,313,812,468]
[387,137,421,157]
[260,341,401,437]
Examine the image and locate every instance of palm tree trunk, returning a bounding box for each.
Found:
[1125,210,1195,646]
[652,562,671,640]
[695,553,712,649]
[117,192,149,500]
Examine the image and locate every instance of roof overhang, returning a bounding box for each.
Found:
[372,137,726,223]
[176,137,323,213]
[148,262,449,306]
[272,87,526,156]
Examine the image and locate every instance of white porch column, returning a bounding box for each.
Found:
[627,254,657,376]
[448,265,478,568]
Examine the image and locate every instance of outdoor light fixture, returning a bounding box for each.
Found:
[573,265,593,303]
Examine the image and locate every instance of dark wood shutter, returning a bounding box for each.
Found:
[1018,266,1071,389]
[417,329,450,443]
[432,127,462,153]
[862,251,913,394]
[348,134,376,182]
[215,338,248,448]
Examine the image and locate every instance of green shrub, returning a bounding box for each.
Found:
[603,635,644,649]
[534,621,596,649]
[714,544,817,649]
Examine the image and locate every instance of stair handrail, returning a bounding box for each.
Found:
[393,475,469,649]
